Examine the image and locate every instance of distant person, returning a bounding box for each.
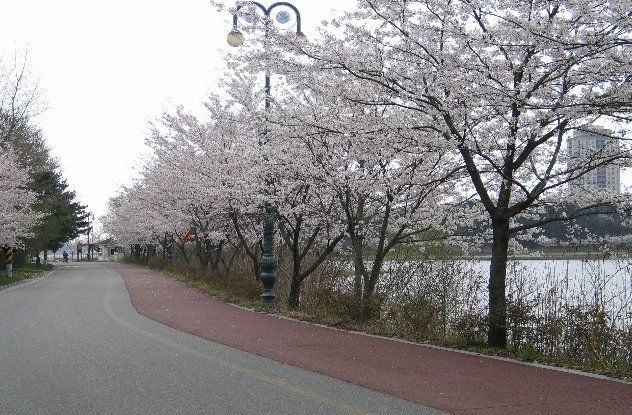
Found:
[63,251,69,262]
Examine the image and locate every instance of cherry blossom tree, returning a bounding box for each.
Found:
[279,0,631,346]
[0,49,41,249]
[0,148,38,247]
[264,75,464,312]
[105,89,265,276]
[218,47,462,309]
[149,88,349,307]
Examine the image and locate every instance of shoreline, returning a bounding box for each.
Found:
[464,251,624,261]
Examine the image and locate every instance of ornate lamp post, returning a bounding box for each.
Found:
[227,1,306,308]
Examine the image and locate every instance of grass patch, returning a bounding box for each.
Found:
[1,263,54,287]
[126,258,264,311]
[518,343,539,362]
[169,272,263,311]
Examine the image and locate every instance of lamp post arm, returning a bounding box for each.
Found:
[235,1,267,14]
[267,2,303,33]
[233,1,268,27]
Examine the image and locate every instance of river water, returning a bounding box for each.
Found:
[375,258,632,323]
[466,258,632,297]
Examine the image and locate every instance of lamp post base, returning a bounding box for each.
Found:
[261,290,276,309]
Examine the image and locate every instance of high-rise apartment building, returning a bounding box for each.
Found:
[567,127,620,194]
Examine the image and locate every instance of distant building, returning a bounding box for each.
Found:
[567,128,620,194]
[50,239,123,262]
[93,238,124,262]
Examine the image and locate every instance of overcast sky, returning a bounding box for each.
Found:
[2,0,628,226]
[0,0,354,220]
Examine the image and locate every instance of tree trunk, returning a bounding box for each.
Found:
[488,218,510,348]
[363,265,382,300]
[174,240,189,264]
[359,264,383,321]
[220,246,238,276]
[288,275,302,310]
[286,228,304,310]
[212,241,224,271]
[195,238,209,270]
[363,192,392,301]
[250,247,261,281]
[350,234,366,298]
[353,273,362,297]
[230,212,260,280]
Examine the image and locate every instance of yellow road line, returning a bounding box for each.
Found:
[103,274,376,415]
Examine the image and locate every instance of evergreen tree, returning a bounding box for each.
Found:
[25,170,90,254]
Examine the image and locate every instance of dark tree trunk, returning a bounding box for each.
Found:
[174,240,189,264]
[206,241,225,279]
[195,238,209,270]
[288,275,302,310]
[210,245,223,272]
[362,193,392,301]
[281,216,345,310]
[353,271,363,297]
[133,244,141,259]
[363,265,382,300]
[359,264,383,321]
[142,245,149,262]
[287,228,302,309]
[230,212,260,280]
[250,247,261,281]
[350,234,366,298]
[220,246,238,276]
[488,218,510,348]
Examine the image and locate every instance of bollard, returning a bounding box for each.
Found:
[5,247,14,278]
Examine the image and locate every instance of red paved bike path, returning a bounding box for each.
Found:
[111,263,632,415]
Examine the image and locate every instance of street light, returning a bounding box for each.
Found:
[227,2,306,49]
[227,1,306,309]
[227,29,245,47]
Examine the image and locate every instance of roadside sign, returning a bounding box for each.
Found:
[183,228,196,242]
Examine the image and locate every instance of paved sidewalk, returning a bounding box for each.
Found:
[111,263,631,415]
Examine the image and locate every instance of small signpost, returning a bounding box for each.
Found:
[182,228,196,242]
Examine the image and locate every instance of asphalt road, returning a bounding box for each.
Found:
[0,263,444,415]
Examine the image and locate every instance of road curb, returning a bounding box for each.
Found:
[229,298,632,385]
